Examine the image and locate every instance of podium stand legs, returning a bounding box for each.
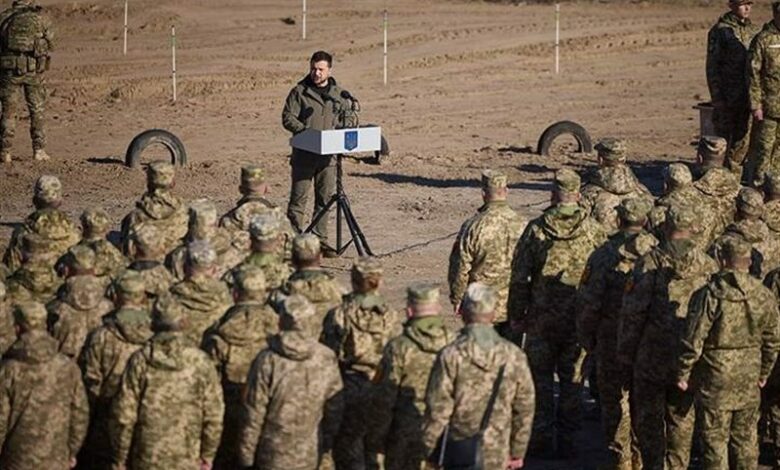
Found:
[305,155,374,257]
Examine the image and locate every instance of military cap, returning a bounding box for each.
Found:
[130,225,165,254]
[80,208,111,234]
[617,197,652,224]
[594,138,627,162]
[240,165,266,191]
[766,173,780,197]
[666,206,696,231]
[235,266,267,294]
[554,168,581,193]
[249,214,281,241]
[279,294,316,331]
[664,163,693,188]
[152,293,185,331]
[34,175,63,204]
[481,170,507,190]
[293,234,321,261]
[188,199,218,228]
[461,282,497,316]
[721,236,752,260]
[186,240,217,268]
[115,271,146,296]
[407,284,440,307]
[698,136,727,161]
[147,161,175,188]
[737,187,764,217]
[352,257,383,278]
[66,245,96,271]
[13,302,48,330]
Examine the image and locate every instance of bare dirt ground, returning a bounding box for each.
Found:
[0,0,770,467]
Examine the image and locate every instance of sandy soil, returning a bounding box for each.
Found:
[0,0,771,467]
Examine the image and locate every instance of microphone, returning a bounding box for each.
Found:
[341,90,358,101]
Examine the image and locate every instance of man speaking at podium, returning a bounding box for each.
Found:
[282,50,358,256]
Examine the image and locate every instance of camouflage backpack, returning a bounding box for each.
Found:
[0,6,47,55]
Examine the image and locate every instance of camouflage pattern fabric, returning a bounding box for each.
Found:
[448,200,526,324]
[48,274,113,358]
[220,196,294,258]
[170,274,232,346]
[711,218,780,277]
[5,258,60,304]
[0,288,14,355]
[0,330,88,470]
[121,190,188,258]
[73,238,127,280]
[166,228,243,282]
[3,207,80,272]
[748,20,780,183]
[649,181,706,247]
[369,315,455,470]
[226,251,292,292]
[109,330,224,470]
[762,267,780,468]
[693,168,740,248]
[581,165,653,234]
[421,324,536,468]
[274,267,345,332]
[124,260,174,302]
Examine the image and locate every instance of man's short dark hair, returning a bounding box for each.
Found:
[310,50,333,66]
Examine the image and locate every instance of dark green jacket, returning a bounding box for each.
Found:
[707,12,758,106]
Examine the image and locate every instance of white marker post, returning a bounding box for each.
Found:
[171,25,177,102]
[302,0,307,40]
[383,10,388,86]
[123,0,128,55]
[554,3,560,75]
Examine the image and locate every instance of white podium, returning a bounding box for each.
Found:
[290,127,382,155]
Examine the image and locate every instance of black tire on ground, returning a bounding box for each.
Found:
[537,120,593,156]
[125,129,188,168]
[372,135,390,165]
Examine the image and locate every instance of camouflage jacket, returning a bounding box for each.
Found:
[75,238,127,279]
[581,165,653,234]
[110,331,224,470]
[5,259,61,305]
[48,274,113,358]
[448,201,525,323]
[422,324,535,467]
[166,229,243,282]
[170,275,233,346]
[274,267,345,329]
[124,260,174,301]
[2,208,80,272]
[508,204,607,340]
[322,291,403,377]
[710,218,780,277]
[370,316,456,462]
[693,168,740,248]
[202,300,278,386]
[618,239,718,384]
[219,196,294,258]
[226,251,292,292]
[577,230,659,353]
[0,331,88,470]
[0,300,14,356]
[121,189,188,257]
[708,12,759,106]
[649,184,705,241]
[678,270,780,409]
[749,20,780,117]
[238,331,344,470]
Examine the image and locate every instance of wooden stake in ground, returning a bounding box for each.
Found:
[302,0,307,40]
[383,9,388,85]
[555,3,560,74]
[171,25,177,102]
[123,0,128,55]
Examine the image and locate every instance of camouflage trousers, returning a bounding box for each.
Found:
[287,151,336,244]
[745,116,780,186]
[713,103,752,172]
[333,372,381,470]
[700,406,759,470]
[664,386,696,470]
[524,334,586,453]
[0,72,46,153]
[596,349,641,470]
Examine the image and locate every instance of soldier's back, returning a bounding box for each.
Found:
[49,274,113,358]
[170,276,232,346]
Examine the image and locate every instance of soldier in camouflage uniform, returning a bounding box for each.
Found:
[5,232,61,304]
[422,283,535,469]
[649,164,704,241]
[448,170,525,336]
[0,0,54,163]
[123,225,174,302]
[747,2,780,186]
[618,206,718,470]
[78,272,152,469]
[170,240,232,347]
[48,245,113,358]
[238,295,344,470]
[0,302,88,469]
[71,208,126,281]
[121,161,188,258]
[508,168,607,456]
[581,138,653,235]
[321,257,402,470]
[3,175,80,272]
[202,267,279,470]
[0,281,14,355]
[220,165,294,258]
[707,0,760,172]
[110,293,224,470]
[577,198,658,470]
[167,199,242,281]
[694,136,741,248]
[369,284,455,470]
[677,237,780,469]
[762,263,780,468]
[711,187,780,276]
[273,234,344,333]
[224,213,292,292]
[764,173,780,241]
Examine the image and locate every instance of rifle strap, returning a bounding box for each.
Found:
[479,364,506,434]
